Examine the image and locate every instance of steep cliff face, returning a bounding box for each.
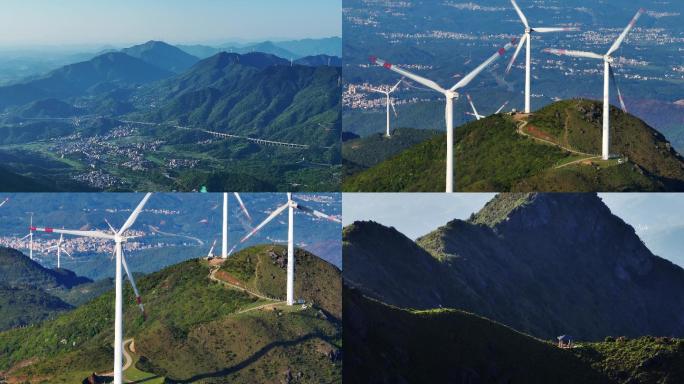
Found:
[344,193,684,340]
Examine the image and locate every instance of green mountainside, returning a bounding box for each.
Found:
[343,100,684,192]
[0,245,341,383]
[344,286,684,384]
[343,193,684,340]
[0,247,111,331]
[342,128,440,172]
[141,52,341,148]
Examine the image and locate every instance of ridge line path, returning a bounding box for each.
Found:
[208,266,283,303]
[513,116,600,168]
[99,338,134,381]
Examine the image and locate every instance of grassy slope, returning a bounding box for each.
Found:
[343,100,684,192]
[0,246,341,383]
[0,285,73,332]
[342,128,440,170]
[221,244,342,319]
[344,286,611,384]
[345,287,684,384]
[575,337,684,384]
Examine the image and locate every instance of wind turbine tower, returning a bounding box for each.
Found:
[235,193,341,305]
[507,0,579,114]
[32,193,151,384]
[370,39,517,192]
[221,193,251,259]
[365,79,402,137]
[545,9,644,160]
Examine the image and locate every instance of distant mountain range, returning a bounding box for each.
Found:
[344,193,684,340]
[344,100,684,192]
[0,38,342,192]
[121,40,200,73]
[178,37,342,60]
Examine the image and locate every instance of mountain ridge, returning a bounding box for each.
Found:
[343,99,684,192]
[343,193,684,340]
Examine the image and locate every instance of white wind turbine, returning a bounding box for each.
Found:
[364,79,402,137]
[31,193,152,384]
[545,9,644,160]
[232,193,341,305]
[207,239,217,258]
[465,94,510,121]
[220,193,252,259]
[370,38,517,192]
[506,0,579,114]
[44,231,71,269]
[19,213,34,260]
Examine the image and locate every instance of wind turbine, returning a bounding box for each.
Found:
[19,213,34,260]
[506,0,579,114]
[232,193,341,305]
[221,193,252,259]
[44,231,71,269]
[544,9,644,160]
[466,95,510,121]
[31,193,152,384]
[207,239,217,258]
[365,79,402,137]
[370,38,517,192]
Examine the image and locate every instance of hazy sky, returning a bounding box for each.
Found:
[343,193,684,267]
[0,0,341,47]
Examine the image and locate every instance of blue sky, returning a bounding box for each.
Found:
[343,193,684,268]
[0,0,341,47]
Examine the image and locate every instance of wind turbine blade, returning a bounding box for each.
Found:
[118,193,152,235]
[609,65,628,113]
[533,27,579,33]
[389,78,403,93]
[0,198,8,207]
[61,248,73,259]
[104,219,117,234]
[364,86,385,94]
[543,48,604,60]
[607,8,645,56]
[19,234,30,241]
[390,100,398,117]
[233,193,252,221]
[495,100,510,114]
[450,38,517,91]
[466,94,481,120]
[239,202,289,244]
[31,227,115,240]
[505,33,527,75]
[510,0,529,28]
[295,203,342,223]
[121,251,146,319]
[370,56,446,93]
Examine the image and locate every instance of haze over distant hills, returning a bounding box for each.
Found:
[0,36,342,192]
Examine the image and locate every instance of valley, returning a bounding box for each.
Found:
[0,41,342,192]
